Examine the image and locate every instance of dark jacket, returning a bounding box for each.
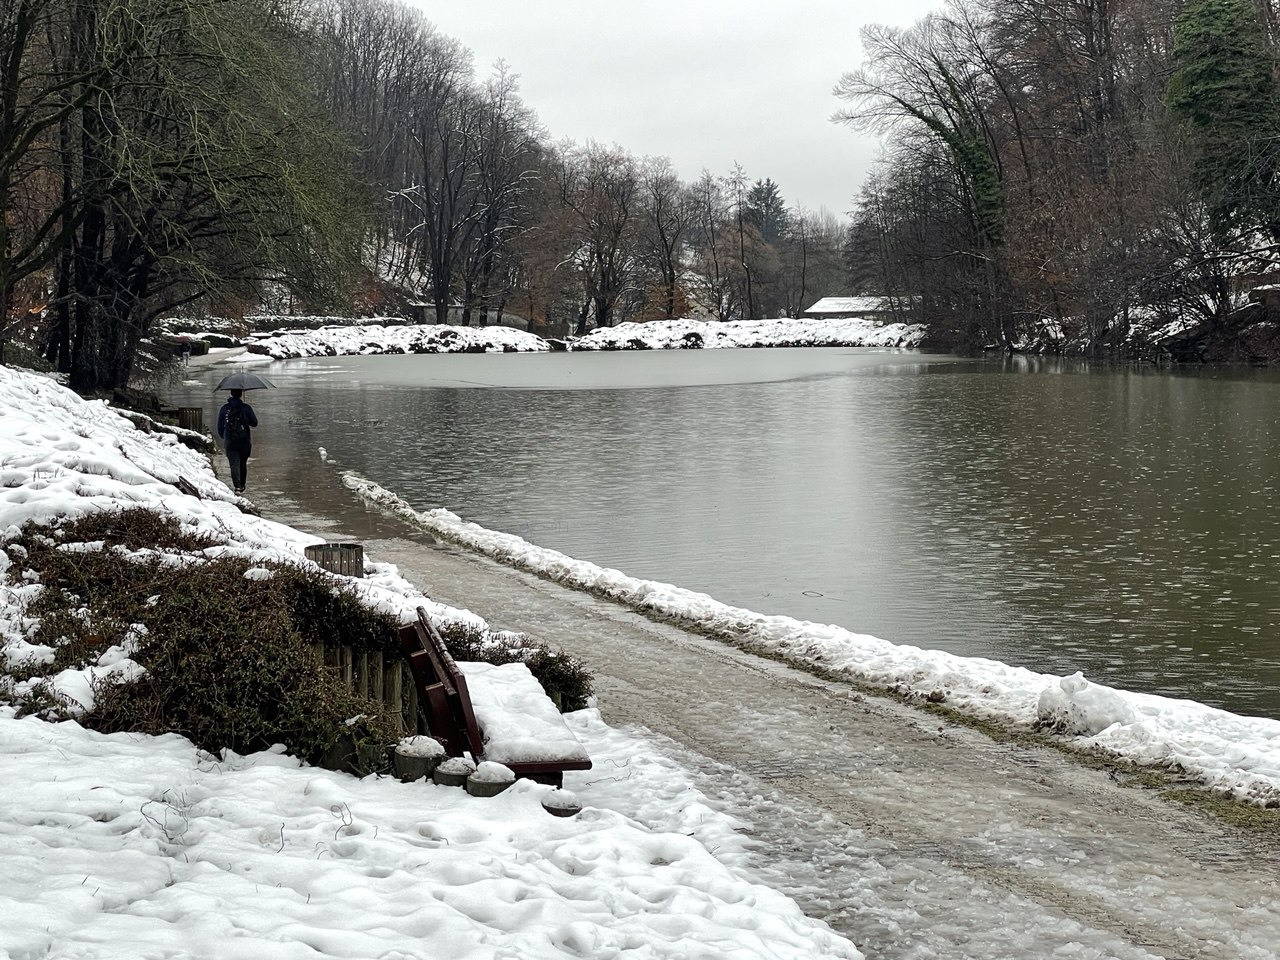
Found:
[217,397,259,448]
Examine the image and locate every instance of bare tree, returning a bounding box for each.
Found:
[458,62,542,327]
[550,141,641,333]
[725,164,758,320]
[778,207,847,317]
[687,170,736,321]
[635,156,694,320]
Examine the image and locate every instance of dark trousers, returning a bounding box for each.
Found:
[226,444,251,490]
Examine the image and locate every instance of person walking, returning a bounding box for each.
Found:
[217,388,259,494]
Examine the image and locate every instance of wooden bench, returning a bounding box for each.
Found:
[398,607,591,787]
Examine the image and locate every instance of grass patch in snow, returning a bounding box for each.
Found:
[3,508,403,771]
[2,507,596,774]
[1162,788,1280,835]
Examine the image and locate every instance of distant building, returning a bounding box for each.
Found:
[405,300,467,325]
[800,296,893,319]
[1250,284,1280,315]
[403,299,530,331]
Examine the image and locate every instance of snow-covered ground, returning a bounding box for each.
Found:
[568,317,925,350]
[233,316,926,360]
[0,365,857,959]
[1,707,848,960]
[245,322,551,360]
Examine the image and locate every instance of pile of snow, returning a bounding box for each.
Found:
[345,475,1280,807]
[232,317,926,360]
[1037,671,1138,735]
[470,759,516,783]
[0,364,857,958]
[396,734,446,759]
[571,317,926,350]
[249,323,551,359]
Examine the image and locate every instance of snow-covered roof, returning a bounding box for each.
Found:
[802,296,890,315]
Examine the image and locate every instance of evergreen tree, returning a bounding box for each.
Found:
[1168,0,1280,239]
[745,178,788,244]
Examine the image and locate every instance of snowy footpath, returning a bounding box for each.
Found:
[270,492,1280,960]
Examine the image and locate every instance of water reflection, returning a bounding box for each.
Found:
[171,349,1280,718]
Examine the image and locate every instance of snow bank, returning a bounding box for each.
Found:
[571,317,926,350]
[241,316,926,360]
[250,323,551,359]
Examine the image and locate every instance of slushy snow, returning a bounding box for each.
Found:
[0,364,857,960]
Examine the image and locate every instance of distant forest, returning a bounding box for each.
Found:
[2,0,1279,391]
[837,0,1280,355]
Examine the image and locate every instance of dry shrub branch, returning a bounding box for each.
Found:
[1,507,594,772]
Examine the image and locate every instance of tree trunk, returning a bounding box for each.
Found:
[461,277,475,326]
[44,260,71,371]
[0,279,10,366]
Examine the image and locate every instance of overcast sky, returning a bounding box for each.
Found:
[410,0,941,217]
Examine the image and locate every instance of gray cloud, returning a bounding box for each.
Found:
[411,0,938,216]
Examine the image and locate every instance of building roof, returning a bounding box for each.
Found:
[802,296,890,315]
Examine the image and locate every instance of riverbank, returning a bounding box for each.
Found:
[170,315,927,360]
[336,475,1280,808]
[0,364,859,960]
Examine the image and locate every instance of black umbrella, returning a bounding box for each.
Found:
[214,372,276,391]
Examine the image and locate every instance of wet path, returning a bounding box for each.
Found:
[244,477,1280,960]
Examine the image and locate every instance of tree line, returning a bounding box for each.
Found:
[1,0,362,392]
[835,0,1280,354]
[1,0,851,394]
[294,0,852,334]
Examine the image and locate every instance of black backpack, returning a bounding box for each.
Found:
[225,404,251,445]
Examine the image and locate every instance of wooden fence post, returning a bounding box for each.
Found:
[313,639,417,735]
[370,650,384,703]
[385,661,404,734]
[406,680,420,734]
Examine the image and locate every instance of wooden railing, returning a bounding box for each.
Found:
[313,611,591,788]
[312,639,422,735]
